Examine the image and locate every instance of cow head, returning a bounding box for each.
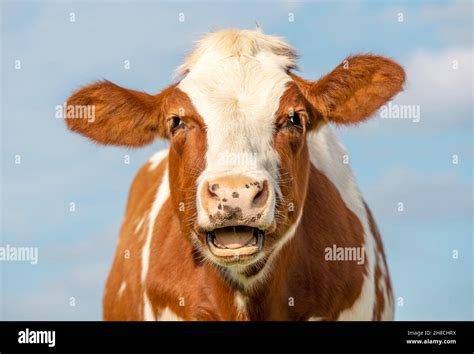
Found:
[65,29,404,285]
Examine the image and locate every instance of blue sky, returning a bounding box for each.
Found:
[1,0,472,320]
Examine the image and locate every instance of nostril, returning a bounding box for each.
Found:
[252,181,269,208]
[207,182,220,200]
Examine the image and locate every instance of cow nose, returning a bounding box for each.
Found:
[200,176,271,227]
[207,180,269,208]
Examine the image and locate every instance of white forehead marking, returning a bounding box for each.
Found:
[177,30,296,180]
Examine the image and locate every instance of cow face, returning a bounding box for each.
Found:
[166,72,313,269]
[65,30,404,279]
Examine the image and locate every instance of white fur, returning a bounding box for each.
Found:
[117,281,127,298]
[134,216,145,235]
[234,291,248,317]
[308,126,381,321]
[157,307,184,321]
[144,292,156,321]
[141,152,170,320]
[378,253,394,320]
[148,149,169,171]
[178,30,295,230]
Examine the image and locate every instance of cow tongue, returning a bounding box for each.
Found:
[214,227,255,249]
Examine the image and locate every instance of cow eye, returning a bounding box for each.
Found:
[288,112,302,128]
[169,116,185,133]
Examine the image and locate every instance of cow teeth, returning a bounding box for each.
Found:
[215,241,226,249]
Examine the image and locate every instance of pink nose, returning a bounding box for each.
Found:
[200,176,270,227]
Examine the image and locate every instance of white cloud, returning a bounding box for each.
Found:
[394,47,473,127]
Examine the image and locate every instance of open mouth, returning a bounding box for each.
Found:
[206,226,264,258]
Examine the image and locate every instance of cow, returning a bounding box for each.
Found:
[65,29,405,321]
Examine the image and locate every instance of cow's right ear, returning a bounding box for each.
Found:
[65,81,176,147]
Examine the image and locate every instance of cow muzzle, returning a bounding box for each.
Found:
[198,175,274,260]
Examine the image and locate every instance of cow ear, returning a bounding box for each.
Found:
[65,81,176,147]
[292,55,405,126]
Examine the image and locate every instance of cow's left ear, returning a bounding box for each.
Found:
[292,54,405,125]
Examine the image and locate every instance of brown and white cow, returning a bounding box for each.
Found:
[65,29,405,321]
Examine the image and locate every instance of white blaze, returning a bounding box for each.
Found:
[177,29,297,229]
